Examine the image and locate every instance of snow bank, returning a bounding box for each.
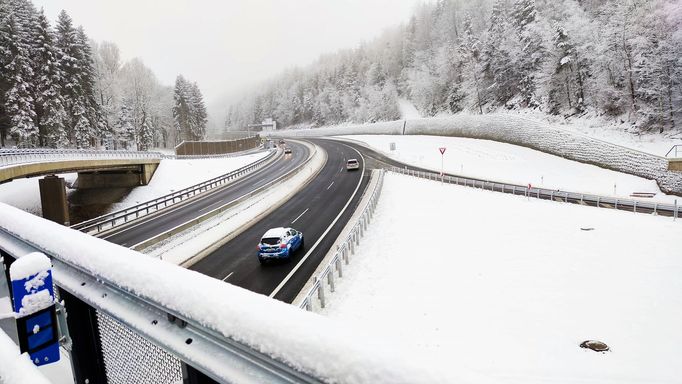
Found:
[0,203,487,383]
[279,113,682,195]
[0,330,50,384]
[343,135,678,203]
[323,173,682,383]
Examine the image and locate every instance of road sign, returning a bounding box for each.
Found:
[439,147,446,155]
[9,252,60,366]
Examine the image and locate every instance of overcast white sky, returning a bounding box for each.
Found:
[34,0,424,122]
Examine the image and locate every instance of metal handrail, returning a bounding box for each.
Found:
[0,148,163,168]
[71,149,278,234]
[0,218,323,383]
[390,167,679,219]
[299,169,385,312]
[665,145,682,158]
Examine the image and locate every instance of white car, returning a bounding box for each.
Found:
[346,158,359,171]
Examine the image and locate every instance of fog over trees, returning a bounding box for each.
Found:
[224,0,682,134]
[0,0,207,149]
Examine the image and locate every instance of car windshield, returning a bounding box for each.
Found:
[348,160,357,164]
[261,237,281,245]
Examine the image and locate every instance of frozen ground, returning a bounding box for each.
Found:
[343,135,680,204]
[322,173,682,384]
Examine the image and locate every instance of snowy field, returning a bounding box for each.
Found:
[343,135,680,204]
[322,173,682,384]
[0,151,270,216]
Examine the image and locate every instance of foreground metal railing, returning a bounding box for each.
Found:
[0,211,321,383]
[71,149,278,235]
[0,148,163,167]
[390,167,679,219]
[299,170,385,312]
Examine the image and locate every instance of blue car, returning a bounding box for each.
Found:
[257,227,304,264]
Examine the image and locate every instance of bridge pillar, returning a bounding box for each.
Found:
[140,163,159,185]
[39,175,70,226]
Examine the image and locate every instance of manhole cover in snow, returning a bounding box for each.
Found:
[580,340,609,352]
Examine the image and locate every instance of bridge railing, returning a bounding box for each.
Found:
[0,203,438,383]
[0,148,162,167]
[71,148,278,235]
[299,169,385,312]
[389,167,679,219]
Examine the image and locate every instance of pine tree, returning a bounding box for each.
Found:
[76,26,105,143]
[3,13,38,146]
[511,0,545,107]
[114,98,135,148]
[33,9,67,147]
[172,75,189,142]
[55,10,81,144]
[138,111,153,151]
[0,0,14,146]
[188,82,207,140]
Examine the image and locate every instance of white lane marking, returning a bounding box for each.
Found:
[222,272,234,282]
[327,181,334,190]
[270,144,365,298]
[291,208,309,224]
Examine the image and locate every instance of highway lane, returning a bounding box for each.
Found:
[102,141,310,247]
[190,139,369,303]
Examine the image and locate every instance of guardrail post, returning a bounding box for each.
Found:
[634,201,637,213]
[336,258,343,278]
[550,191,554,200]
[328,271,335,292]
[343,246,349,264]
[654,203,657,215]
[512,185,515,195]
[597,196,600,207]
[615,199,618,210]
[317,279,326,308]
[674,200,678,221]
[564,192,568,202]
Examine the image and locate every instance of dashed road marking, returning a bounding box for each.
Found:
[291,208,309,224]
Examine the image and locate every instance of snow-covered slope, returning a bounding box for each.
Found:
[279,113,682,195]
[323,172,682,384]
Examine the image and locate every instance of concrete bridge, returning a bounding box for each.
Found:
[0,149,161,225]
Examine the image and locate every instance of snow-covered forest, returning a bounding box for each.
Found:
[224,0,682,134]
[0,0,207,149]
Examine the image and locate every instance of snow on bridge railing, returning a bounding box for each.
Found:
[0,203,452,383]
[0,148,162,168]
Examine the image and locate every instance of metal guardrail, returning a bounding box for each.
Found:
[299,169,385,312]
[665,145,682,158]
[70,149,278,235]
[0,148,162,167]
[390,167,679,219]
[0,221,323,384]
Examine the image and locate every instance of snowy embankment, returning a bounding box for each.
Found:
[279,113,682,195]
[343,135,679,203]
[322,173,682,384]
[0,151,270,216]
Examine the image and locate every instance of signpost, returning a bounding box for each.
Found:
[438,147,446,179]
[9,252,60,366]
